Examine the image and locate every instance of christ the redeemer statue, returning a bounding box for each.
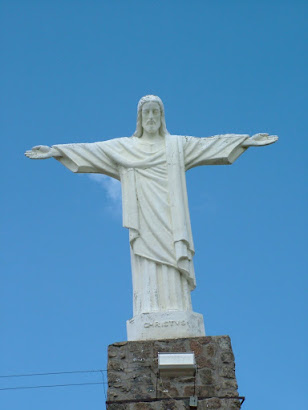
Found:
[25,95,278,340]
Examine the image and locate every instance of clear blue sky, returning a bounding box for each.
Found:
[1,1,307,409]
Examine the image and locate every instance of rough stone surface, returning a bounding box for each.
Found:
[107,336,243,409]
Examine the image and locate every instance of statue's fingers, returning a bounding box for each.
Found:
[27,152,39,158]
[261,136,278,145]
[266,135,277,141]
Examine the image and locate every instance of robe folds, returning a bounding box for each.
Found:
[54,134,248,313]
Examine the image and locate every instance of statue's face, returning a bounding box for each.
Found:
[141,102,161,135]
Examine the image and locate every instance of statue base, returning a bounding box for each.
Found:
[126,310,205,341]
[106,336,244,409]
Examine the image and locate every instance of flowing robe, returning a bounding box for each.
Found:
[53,134,248,315]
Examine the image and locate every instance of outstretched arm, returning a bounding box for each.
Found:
[25,145,62,159]
[184,133,278,170]
[242,133,278,147]
[25,141,120,180]
[184,134,249,170]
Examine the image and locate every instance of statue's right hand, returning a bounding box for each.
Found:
[25,145,54,159]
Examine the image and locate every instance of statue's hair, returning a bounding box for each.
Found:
[132,95,170,138]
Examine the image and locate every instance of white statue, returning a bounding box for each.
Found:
[25,95,278,340]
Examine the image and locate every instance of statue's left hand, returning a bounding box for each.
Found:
[242,133,278,147]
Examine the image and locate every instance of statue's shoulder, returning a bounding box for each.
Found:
[96,136,132,147]
[168,134,187,141]
[168,135,197,144]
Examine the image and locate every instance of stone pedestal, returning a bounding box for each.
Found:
[106,336,244,409]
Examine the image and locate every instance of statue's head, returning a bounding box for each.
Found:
[133,95,170,138]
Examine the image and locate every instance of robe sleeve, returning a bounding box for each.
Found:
[183,134,249,170]
[52,141,120,180]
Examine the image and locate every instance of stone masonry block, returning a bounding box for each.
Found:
[106,336,243,409]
